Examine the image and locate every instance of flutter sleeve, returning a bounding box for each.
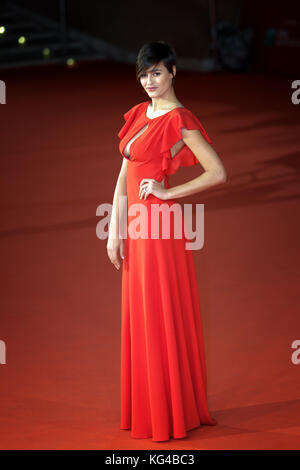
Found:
[160,109,213,176]
[117,103,142,140]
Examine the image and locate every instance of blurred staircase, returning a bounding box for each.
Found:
[0,1,136,69]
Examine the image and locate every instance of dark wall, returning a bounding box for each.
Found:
[12,0,243,58]
[67,0,213,57]
[11,0,60,21]
[240,0,300,74]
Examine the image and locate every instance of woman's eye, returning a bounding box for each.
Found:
[141,72,160,78]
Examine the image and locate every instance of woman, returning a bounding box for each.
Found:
[107,41,227,442]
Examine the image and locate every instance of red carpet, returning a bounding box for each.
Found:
[0,60,300,449]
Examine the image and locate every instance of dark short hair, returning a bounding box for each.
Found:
[136,41,177,82]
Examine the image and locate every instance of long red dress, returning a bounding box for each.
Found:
[117,100,217,441]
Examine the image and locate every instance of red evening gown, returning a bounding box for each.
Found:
[117,100,217,442]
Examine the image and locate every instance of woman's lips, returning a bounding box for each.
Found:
[147,88,157,90]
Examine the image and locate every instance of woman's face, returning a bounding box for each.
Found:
[140,61,175,98]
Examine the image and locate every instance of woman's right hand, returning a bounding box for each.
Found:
[107,236,124,270]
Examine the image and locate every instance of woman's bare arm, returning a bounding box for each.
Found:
[107,158,128,269]
[165,128,227,200]
[109,157,128,239]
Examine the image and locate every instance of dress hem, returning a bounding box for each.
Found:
[120,419,217,442]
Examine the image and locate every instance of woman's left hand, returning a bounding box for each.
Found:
[139,178,168,200]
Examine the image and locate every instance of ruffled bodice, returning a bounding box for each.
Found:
[118,101,213,189]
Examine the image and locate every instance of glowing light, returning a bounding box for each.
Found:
[42,48,51,56]
[66,58,75,66]
[18,36,26,44]
[0,26,5,34]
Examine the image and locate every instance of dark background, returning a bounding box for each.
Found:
[1,0,300,74]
